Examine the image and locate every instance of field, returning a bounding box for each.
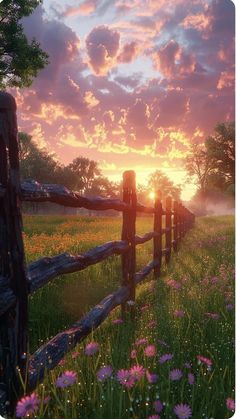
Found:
[19,215,234,419]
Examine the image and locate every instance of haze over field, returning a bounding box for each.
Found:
[14,0,234,200]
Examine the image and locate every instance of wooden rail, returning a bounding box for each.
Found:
[0,92,195,416]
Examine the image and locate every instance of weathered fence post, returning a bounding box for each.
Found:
[173,200,178,251]
[0,92,28,415]
[165,196,172,264]
[153,190,162,277]
[121,171,136,314]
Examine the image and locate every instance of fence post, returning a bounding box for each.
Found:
[173,200,178,251]
[165,196,172,264]
[179,203,183,240]
[0,92,28,415]
[121,171,136,314]
[153,190,162,277]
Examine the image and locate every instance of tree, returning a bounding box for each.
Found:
[205,122,235,191]
[0,0,48,88]
[185,143,215,195]
[68,157,101,194]
[147,170,181,201]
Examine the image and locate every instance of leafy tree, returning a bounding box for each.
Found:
[185,143,215,195]
[147,170,181,201]
[0,0,48,88]
[68,157,101,194]
[205,122,235,191]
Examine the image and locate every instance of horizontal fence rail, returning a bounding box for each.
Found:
[0,91,195,416]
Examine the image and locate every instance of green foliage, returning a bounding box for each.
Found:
[0,0,48,88]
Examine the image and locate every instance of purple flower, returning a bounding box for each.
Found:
[56,370,77,388]
[184,362,192,369]
[144,344,156,357]
[205,312,219,320]
[153,399,163,413]
[159,353,173,364]
[130,349,137,359]
[85,342,99,356]
[117,369,135,388]
[130,365,145,381]
[169,369,183,381]
[112,318,124,324]
[146,370,158,384]
[16,393,40,417]
[226,398,235,411]
[173,403,192,419]
[174,310,185,317]
[97,365,113,381]
[226,303,234,311]
[188,373,195,385]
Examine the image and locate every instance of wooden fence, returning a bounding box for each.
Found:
[0,92,195,415]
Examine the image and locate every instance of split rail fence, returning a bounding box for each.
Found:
[0,92,195,415]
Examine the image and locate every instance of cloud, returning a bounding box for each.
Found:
[86,25,120,74]
[118,41,139,63]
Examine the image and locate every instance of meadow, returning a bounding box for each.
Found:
[18,214,235,419]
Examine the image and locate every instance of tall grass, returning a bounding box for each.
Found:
[19,215,234,419]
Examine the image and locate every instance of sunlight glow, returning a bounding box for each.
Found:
[149,191,155,200]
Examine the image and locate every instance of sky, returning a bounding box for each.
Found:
[15,0,235,200]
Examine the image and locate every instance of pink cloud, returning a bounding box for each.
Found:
[118,41,139,63]
[86,25,120,74]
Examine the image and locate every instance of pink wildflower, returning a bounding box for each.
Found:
[16,393,40,417]
[167,279,182,289]
[85,342,99,356]
[159,353,173,364]
[146,370,158,384]
[188,373,195,385]
[130,349,137,359]
[226,398,235,411]
[197,355,212,367]
[112,318,124,324]
[205,312,219,320]
[117,369,135,388]
[97,365,113,381]
[174,310,185,317]
[130,365,145,381]
[56,370,77,388]
[58,359,65,366]
[71,351,79,359]
[149,416,160,419]
[169,369,183,381]
[173,403,192,419]
[135,338,147,346]
[144,344,156,357]
[141,304,150,312]
[153,399,163,413]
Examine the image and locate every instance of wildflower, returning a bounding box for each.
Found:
[226,303,234,311]
[226,398,235,411]
[184,362,192,369]
[144,345,156,357]
[148,320,157,328]
[127,300,135,306]
[169,369,183,381]
[97,365,113,381]
[188,373,195,385]
[56,371,77,388]
[130,365,145,381]
[197,355,212,367]
[43,396,51,405]
[205,312,219,320]
[149,415,160,419]
[16,393,40,417]
[159,353,173,364]
[72,351,79,359]
[117,369,135,388]
[112,318,124,324]
[153,399,163,412]
[173,403,192,419]
[58,359,65,366]
[85,342,99,356]
[158,339,168,347]
[131,349,137,359]
[174,310,185,317]
[146,370,158,384]
[167,279,182,289]
[135,338,147,346]
[141,305,150,312]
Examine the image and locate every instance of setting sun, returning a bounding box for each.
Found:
[149,191,155,200]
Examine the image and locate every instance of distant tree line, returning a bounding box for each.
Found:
[185,122,235,214]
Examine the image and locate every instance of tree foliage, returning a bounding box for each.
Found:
[0,0,48,88]
[147,170,181,200]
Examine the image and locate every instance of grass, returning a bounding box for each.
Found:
[19,214,234,418]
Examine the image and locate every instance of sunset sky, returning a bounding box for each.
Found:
[15,0,234,200]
